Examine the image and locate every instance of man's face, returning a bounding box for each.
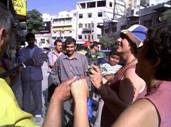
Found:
[55,42,63,52]
[94,46,100,52]
[65,43,76,56]
[27,37,35,45]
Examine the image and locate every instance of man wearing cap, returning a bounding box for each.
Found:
[90,24,148,127]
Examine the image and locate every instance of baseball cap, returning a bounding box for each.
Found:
[121,24,148,48]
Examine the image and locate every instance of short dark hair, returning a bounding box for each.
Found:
[64,37,76,47]
[144,25,171,80]
[90,42,99,49]
[109,49,117,56]
[54,39,62,45]
[25,33,35,41]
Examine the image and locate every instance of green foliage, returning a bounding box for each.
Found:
[26,9,43,34]
[160,9,171,23]
[99,35,116,49]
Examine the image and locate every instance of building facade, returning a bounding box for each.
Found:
[75,0,119,42]
[35,13,52,48]
[51,11,76,42]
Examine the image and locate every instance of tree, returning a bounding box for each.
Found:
[160,9,171,23]
[26,9,43,34]
[99,35,116,49]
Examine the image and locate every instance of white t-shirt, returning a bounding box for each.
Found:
[100,63,122,76]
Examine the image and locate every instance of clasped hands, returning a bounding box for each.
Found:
[51,77,89,104]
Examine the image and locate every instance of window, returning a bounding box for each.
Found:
[109,2,112,7]
[97,1,106,7]
[91,23,94,28]
[52,37,56,40]
[87,2,96,8]
[79,23,83,28]
[78,35,82,39]
[85,24,87,28]
[88,23,91,28]
[98,12,103,17]
[79,14,83,18]
[41,39,45,43]
[97,34,101,39]
[84,35,87,39]
[80,3,86,8]
[88,13,92,18]
[88,35,91,40]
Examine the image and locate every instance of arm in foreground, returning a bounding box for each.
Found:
[42,77,77,127]
[71,79,90,127]
[111,99,159,127]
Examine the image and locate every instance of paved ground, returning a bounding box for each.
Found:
[12,62,49,126]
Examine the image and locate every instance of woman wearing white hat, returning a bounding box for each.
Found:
[90,24,148,127]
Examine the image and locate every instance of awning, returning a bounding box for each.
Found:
[52,27,72,32]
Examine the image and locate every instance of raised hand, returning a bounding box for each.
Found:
[71,78,89,101]
[51,77,77,103]
[89,64,103,89]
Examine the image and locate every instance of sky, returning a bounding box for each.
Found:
[27,0,80,15]
[27,0,168,15]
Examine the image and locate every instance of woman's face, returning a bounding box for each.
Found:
[116,34,131,55]
[136,42,154,82]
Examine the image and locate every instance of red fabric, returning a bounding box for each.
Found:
[83,41,91,47]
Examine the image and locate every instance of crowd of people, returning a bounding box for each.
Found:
[0,6,171,127]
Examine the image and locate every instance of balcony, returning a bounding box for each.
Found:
[82,28,94,34]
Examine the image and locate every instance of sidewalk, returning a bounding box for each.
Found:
[12,62,48,126]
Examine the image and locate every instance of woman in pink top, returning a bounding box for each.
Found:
[112,25,171,127]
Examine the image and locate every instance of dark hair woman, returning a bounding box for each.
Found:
[112,25,171,127]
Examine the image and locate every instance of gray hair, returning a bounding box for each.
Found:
[0,7,12,32]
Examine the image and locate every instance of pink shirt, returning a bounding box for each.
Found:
[146,81,171,127]
[47,49,62,71]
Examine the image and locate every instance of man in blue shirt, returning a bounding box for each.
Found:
[50,37,89,126]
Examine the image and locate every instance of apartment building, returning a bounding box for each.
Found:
[35,13,52,48]
[51,11,76,42]
[75,0,117,42]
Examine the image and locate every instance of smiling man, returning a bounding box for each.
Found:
[49,37,89,126]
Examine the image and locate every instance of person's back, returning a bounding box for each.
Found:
[18,33,44,119]
[145,81,171,127]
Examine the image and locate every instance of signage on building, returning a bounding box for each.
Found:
[12,0,26,16]
[39,21,51,34]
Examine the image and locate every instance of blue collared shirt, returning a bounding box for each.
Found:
[50,52,88,84]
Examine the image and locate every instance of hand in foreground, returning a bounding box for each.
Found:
[89,65,103,89]
[71,78,89,101]
[51,77,77,103]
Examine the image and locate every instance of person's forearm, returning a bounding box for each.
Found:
[74,99,89,127]
[43,97,62,127]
